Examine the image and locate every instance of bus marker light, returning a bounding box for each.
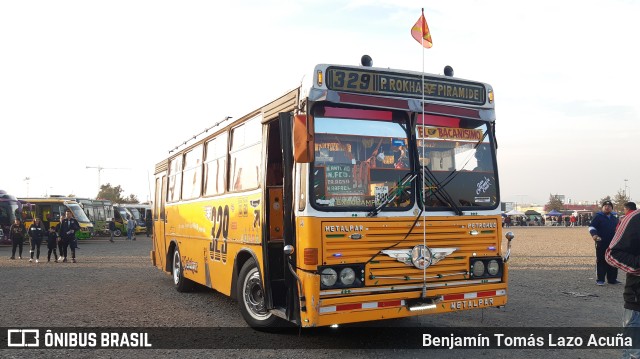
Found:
[304,248,318,265]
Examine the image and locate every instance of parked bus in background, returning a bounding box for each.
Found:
[45,197,114,236]
[112,205,137,237]
[119,204,151,233]
[0,190,22,245]
[152,59,514,328]
[76,199,114,235]
[19,198,93,239]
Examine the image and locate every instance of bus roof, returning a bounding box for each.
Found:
[20,197,80,203]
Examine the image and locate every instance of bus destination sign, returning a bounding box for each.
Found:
[325,67,486,105]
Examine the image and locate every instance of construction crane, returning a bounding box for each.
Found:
[86,165,130,190]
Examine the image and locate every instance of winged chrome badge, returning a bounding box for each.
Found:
[381,246,457,269]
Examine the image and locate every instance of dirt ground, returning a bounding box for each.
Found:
[0,227,629,358]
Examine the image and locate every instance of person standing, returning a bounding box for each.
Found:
[145,212,152,238]
[108,218,116,243]
[28,217,45,263]
[58,209,80,263]
[589,200,619,285]
[126,215,135,241]
[46,227,59,262]
[55,216,64,261]
[624,202,637,216]
[9,218,27,259]
[605,207,640,358]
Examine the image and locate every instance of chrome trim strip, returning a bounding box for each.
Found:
[371,271,468,281]
[320,278,501,297]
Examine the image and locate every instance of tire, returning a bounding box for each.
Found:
[172,245,194,292]
[114,229,122,237]
[237,258,280,328]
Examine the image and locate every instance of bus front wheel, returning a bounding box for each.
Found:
[172,245,194,292]
[237,259,279,328]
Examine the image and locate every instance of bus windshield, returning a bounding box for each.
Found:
[310,106,412,210]
[417,114,498,209]
[67,203,91,223]
[128,208,141,220]
[116,207,132,221]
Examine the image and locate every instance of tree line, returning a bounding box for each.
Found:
[95,183,139,204]
[545,189,631,214]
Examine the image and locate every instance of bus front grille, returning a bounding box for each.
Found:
[322,218,500,289]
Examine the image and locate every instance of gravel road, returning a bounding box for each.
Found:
[0,227,627,358]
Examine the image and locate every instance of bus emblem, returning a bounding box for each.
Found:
[381,247,457,269]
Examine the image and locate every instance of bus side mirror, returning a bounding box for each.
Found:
[293,114,314,163]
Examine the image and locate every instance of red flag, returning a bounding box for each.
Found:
[411,8,432,48]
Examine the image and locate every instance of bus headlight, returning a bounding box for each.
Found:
[472,260,485,277]
[470,257,503,278]
[321,268,338,287]
[487,259,500,276]
[318,264,365,289]
[339,268,356,286]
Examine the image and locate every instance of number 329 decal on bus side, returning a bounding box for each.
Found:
[209,205,229,263]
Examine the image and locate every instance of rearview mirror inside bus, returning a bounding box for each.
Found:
[293,114,314,163]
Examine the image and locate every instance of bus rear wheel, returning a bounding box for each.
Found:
[237,258,279,328]
[172,245,194,292]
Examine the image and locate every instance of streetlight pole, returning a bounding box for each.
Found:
[514,194,526,212]
[24,177,30,197]
[625,179,629,199]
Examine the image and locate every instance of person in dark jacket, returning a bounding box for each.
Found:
[28,217,45,263]
[55,218,64,261]
[145,213,152,238]
[108,218,116,243]
[9,218,27,259]
[605,209,640,358]
[46,226,59,262]
[58,209,80,263]
[589,200,619,285]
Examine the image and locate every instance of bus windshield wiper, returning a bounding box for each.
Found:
[421,165,463,216]
[367,172,417,217]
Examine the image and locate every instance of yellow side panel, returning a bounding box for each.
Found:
[165,192,264,296]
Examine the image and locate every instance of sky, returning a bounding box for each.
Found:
[1,0,638,206]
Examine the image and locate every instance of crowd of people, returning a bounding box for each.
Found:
[503,213,594,227]
[8,209,80,263]
[8,211,151,264]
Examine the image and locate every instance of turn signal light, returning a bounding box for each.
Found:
[304,248,318,265]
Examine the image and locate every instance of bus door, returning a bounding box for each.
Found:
[262,114,297,320]
[153,175,167,269]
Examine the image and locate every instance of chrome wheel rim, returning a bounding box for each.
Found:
[173,250,181,285]
[243,268,270,320]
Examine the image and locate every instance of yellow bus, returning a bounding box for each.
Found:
[151,59,514,328]
[20,197,94,239]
